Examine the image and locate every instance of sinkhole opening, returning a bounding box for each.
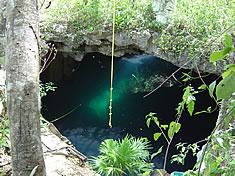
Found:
[41,52,219,172]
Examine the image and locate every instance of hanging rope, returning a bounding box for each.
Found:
[109,0,116,128]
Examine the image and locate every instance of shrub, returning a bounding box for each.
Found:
[90,135,153,176]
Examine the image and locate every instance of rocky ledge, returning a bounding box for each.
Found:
[43,26,234,74]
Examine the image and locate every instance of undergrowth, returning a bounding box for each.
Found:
[41,0,235,61]
[159,0,235,59]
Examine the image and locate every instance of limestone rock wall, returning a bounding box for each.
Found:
[47,28,230,74]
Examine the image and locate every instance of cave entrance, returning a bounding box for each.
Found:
[41,52,218,172]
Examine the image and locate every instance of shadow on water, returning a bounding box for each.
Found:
[41,53,218,172]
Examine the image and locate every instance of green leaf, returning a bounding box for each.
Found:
[153,132,162,141]
[223,64,235,78]
[198,84,207,90]
[181,72,191,82]
[224,34,233,47]
[221,47,232,56]
[161,125,168,130]
[209,81,216,98]
[216,72,235,100]
[168,122,181,139]
[210,34,233,63]
[187,100,195,116]
[146,118,151,128]
[225,64,235,72]
[210,51,224,63]
[146,112,156,119]
[151,146,163,159]
[153,117,159,126]
[222,69,232,79]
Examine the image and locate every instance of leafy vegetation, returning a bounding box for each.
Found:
[145,84,198,170]
[90,135,153,176]
[41,0,235,61]
[170,34,235,175]
[40,82,57,98]
[41,0,155,39]
[194,34,235,176]
[159,0,235,58]
[0,87,9,150]
[0,117,9,149]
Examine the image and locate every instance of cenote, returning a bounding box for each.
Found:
[41,52,219,173]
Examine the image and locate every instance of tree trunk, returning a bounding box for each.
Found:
[5,0,46,175]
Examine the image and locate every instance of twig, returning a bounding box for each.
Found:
[39,43,57,74]
[160,128,170,144]
[50,104,81,123]
[144,61,191,98]
[172,74,183,85]
[194,63,219,115]
[195,63,218,104]
[163,108,183,170]
[194,138,208,145]
[155,123,170,144]
[188,73,213,80]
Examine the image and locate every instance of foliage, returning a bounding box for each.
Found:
[191,34,235,176]
[171,142,200,165]
[41,0,155,37]
[0,88,9,150]
[177,86,197,116]
[178,34,235,175]
[159,0,235,58]
[199,127,235,176]
[146,112,181,142]
[183,124,235,176]
[90,135,153,176]
[209,34,235,101]
[145,84,199,170]
[41,0,235,61]
[0,117,9,149]
[40,82,57,98]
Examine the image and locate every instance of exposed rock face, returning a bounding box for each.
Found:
[46,28,230,74]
